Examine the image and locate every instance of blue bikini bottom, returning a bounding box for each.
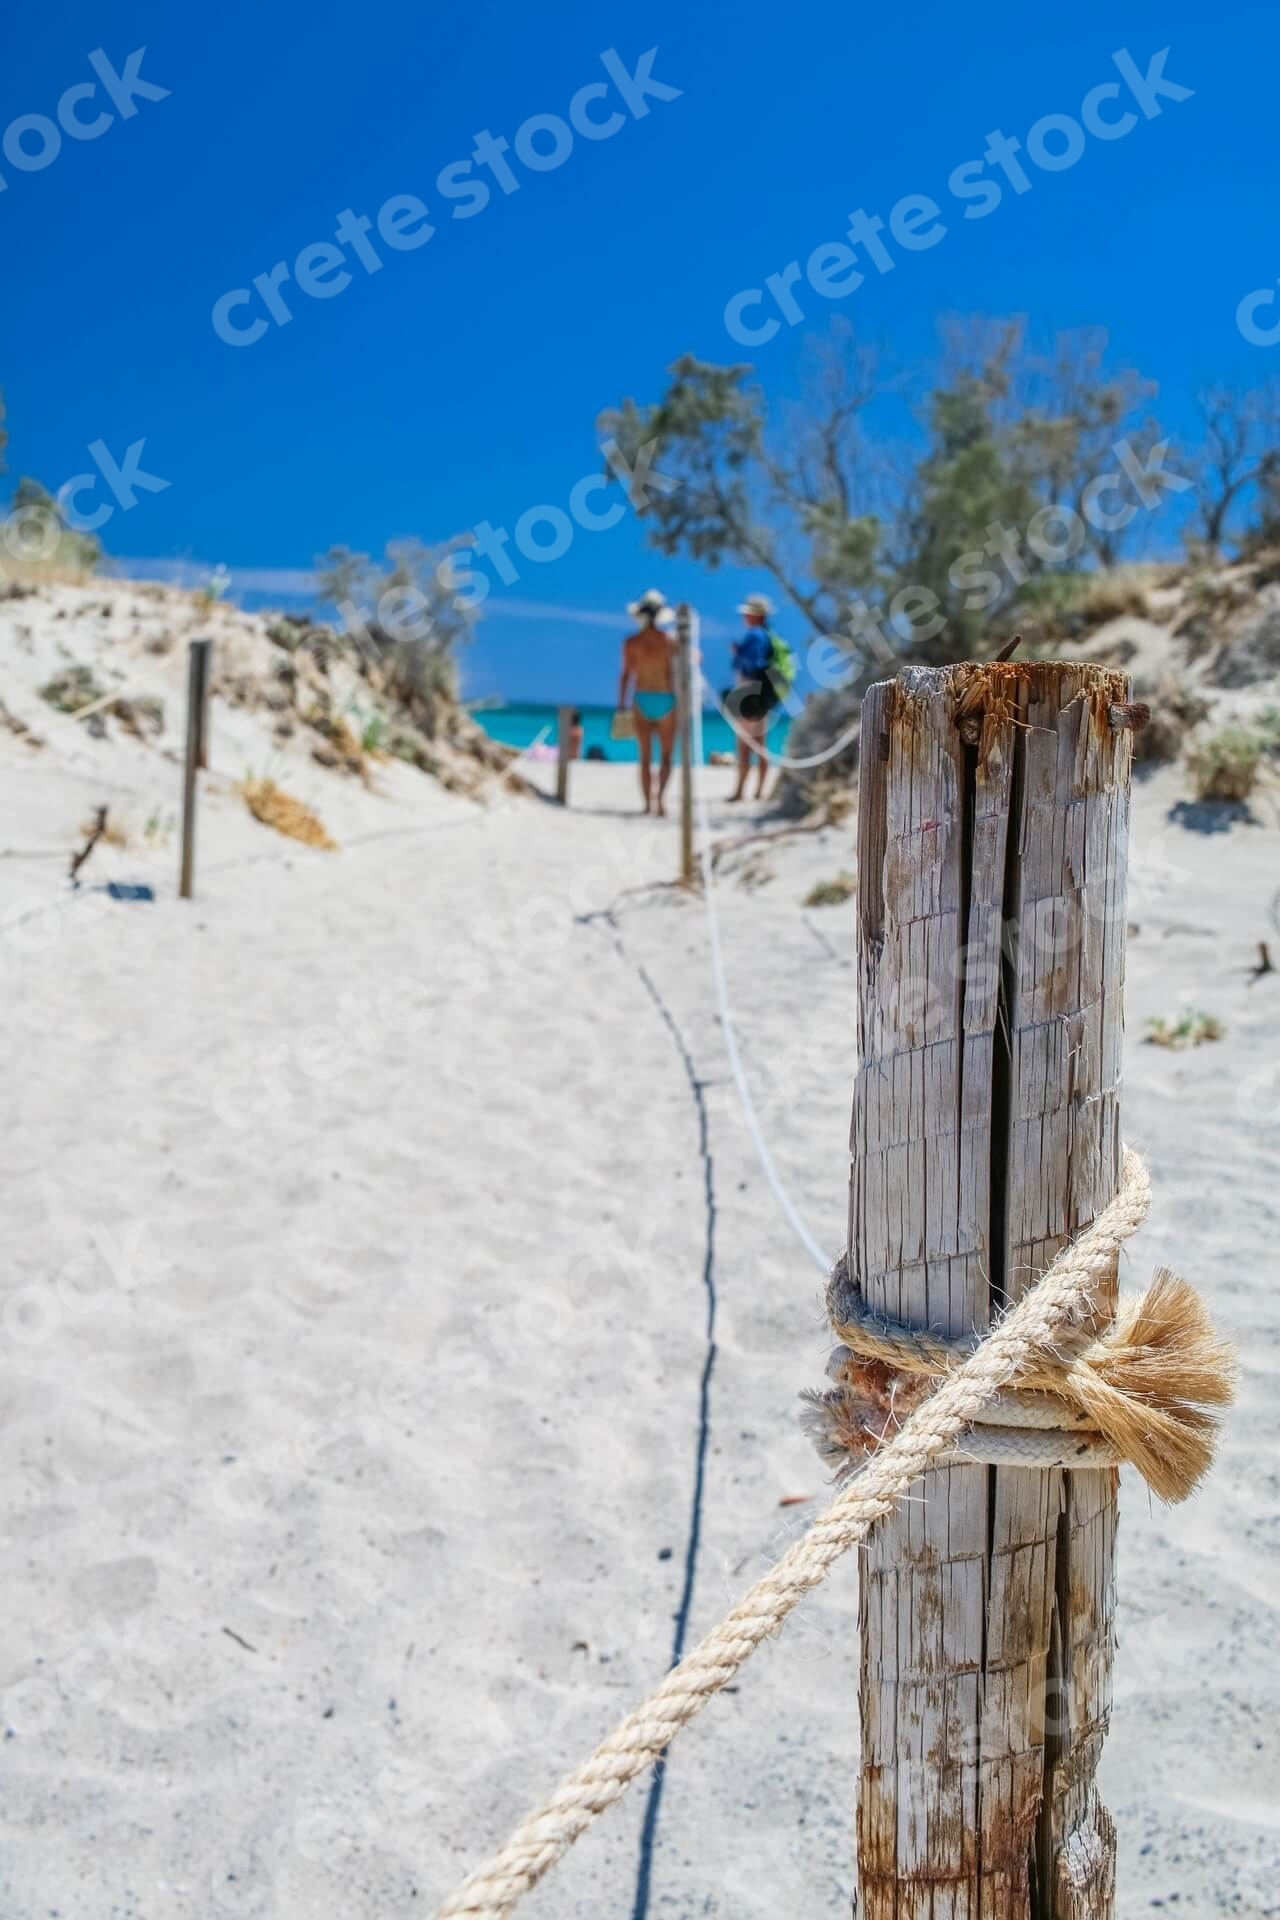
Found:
[634,691,676,721]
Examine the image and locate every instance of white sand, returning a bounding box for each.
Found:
[2,582,1279,1918]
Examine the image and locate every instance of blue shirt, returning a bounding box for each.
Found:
[732,628,772,678]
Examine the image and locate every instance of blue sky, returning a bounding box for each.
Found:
[5,0,1277,701]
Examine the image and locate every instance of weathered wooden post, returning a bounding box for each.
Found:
[179,638,211,900]
[196,638,212,770]
[555,704,573,806]
[851,660,1132,1919]
[675,603,696,886]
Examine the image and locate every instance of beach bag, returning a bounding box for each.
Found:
[610,708,636,741]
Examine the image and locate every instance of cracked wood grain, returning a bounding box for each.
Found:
[849,662,1132,1920]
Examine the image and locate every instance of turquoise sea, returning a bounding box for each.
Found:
[469,700,792,764]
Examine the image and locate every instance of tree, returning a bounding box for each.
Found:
[1188,385,1280,555]
[597,318,1165,676]
[596,321,888,643]
[598,319,1171,813]
[1002,323,1164,566]
[315,544,373,610]
[314,535,479,736]
[897,325,1042,659]
[9,475,100,571]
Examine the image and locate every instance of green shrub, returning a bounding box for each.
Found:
[1185,726,1262,802]
[39,665,103,712]
[804,873,856,907]
[1132,681,1211,767]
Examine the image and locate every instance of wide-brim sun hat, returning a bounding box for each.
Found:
[628,587,669,617]
[737,592,775,617]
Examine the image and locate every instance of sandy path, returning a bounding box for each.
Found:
[2,755,1278,1918]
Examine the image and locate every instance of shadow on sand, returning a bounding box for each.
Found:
[1167,798,1258,835]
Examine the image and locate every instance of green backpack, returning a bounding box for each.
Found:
[766,628,798,691]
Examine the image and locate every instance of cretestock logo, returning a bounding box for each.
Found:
[56,436,171,533]
[211,47,681,345]
[1236,280,1280,346]
[0,48,169,192]
[723,46,1193,346]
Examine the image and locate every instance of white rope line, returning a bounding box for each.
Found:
[689,656,831,1275]
[701,669,862,771]
[513,722,551,762]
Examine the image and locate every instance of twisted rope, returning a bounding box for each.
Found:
[437,1148,1207,1919]
[810,1234,1235,1501]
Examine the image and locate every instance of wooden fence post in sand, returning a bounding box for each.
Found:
[555,704,572,806]
[179,638,211,900]
[675,603,696,886]
[851,659,1133,1919]
[196,639,211,770]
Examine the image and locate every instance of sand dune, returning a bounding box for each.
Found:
[2,582,1279,1917]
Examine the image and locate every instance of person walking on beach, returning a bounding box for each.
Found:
[729,593,784,801]
[617,588,678,815]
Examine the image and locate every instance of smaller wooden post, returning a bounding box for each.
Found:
[555,704,572,805]
[179,638,211,900]
[196,637,211,769]
[675,603,696,886]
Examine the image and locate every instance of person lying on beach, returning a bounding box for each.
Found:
[617,588,678,816]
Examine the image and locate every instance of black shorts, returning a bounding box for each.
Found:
[734,676,780,723]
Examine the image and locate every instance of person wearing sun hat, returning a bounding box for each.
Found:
[729,591,780,801]
[617,588,679,815]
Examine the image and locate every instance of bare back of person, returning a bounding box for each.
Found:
[617,610,679,816]
[624,626,674,694]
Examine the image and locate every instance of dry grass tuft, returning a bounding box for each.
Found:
[1145,1010,1224,1049]
[1075,568,1152,625]
[239,777,337,849]
[2,556,99,591]
[804,873,856,907]
[40,665,104,713]
[1133,681,1212,767]
[1185,726,1262,802]
[81,812,130,850]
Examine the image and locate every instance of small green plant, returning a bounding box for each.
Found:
[804,872,856,908]
[389,729,441,775]
[360,712,386,755]
[1254,706,1280,754]
[39,665,104,712]
[192,563,231,615]
[1144,1010,1224,1050]
[1185,726,1262,802]
[142,809,174,845]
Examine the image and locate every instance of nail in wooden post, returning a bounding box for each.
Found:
[675,603,696,887]
[555,704,572,806]
[850,660,1132,1920]
[180,638,211,900]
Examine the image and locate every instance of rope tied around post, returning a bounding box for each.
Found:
[806,1251,1236,1502]
[434,1149,1234,1919]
